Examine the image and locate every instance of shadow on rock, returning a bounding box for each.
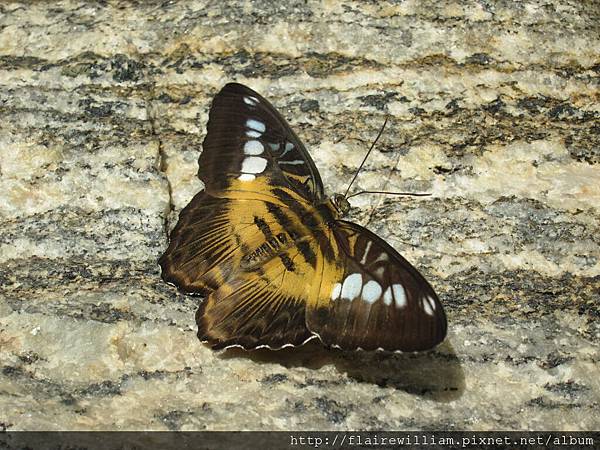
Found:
[219,339,464,402]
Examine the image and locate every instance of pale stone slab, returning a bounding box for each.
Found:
[0,0,598,432]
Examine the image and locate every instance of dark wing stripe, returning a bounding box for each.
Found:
[271,187,334,261]
[297,239,317,268]
[265,201,319,269]
[266,202,293,229]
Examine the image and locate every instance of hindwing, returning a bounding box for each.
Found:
[196,238,317,350]
[161,183,326,349]
[308,221,447,352]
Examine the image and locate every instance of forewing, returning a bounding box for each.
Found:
[198,83,324,203]
[307,221,447,352]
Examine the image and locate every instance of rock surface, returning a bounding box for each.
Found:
[0,1,598,431]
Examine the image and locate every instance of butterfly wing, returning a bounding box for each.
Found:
[195,220,319,350]
[161,189,330,349]
[160,83,326,348]
[306,220,447,352]
[198,82,324,203]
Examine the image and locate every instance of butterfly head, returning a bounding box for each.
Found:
[331,193,351,217]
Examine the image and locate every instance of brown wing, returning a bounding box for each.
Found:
[160,83,335,349]
[160,190,247,295]
[198,83,325,203]
[306,221,447,352]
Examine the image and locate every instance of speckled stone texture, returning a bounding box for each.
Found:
[0,0,598,431]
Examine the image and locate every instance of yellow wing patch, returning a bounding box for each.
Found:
[197,243,317,349]
[161,180,336,349]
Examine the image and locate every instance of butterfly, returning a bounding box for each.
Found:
[159,83,447,352]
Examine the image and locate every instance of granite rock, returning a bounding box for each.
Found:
[0,0,598,431]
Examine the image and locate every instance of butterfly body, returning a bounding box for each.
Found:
[160,83,447,352]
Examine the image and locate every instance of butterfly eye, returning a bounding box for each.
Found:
[332,194,351,216]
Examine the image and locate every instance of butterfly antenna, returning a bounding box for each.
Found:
[343,115,389,198]
[346,190,431,200]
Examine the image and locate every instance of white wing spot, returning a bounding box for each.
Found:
[392,284,407,308]
[374,253,389,263]
[246,119,266,132]
[383,287,392,305]
[361,280,382,304]
[360,241,373,265]
[238,173,256,182]
[243,96,258,106]
[278,160,304,165]
[244,140,264,155]
[246,130,261,138]
[241,156,268,174]
[330,283,342,300]
[268,143,280,151]
[422,295,436,316]
[280,143,294,157]
[341,273,362,300]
